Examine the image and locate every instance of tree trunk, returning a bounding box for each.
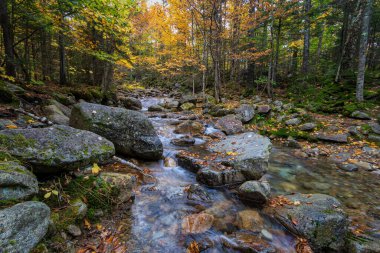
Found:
[272,18,282,83]
[0,0,16,77]
[356,0,373,102]
[302,0,311,73]
[58,18,67,86]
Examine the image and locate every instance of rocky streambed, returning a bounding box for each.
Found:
[0,89,379,253]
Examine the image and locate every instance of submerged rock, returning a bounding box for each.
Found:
[70,102,163,160]
[0,161,38,201]
[266,193,348,251]
[171,136,196,146]
[215,115,244,135]
[0,125,115,173]
[0,201,50,252]
[236,209,264,231]
[174,120,205,135]
[181,212,214,234]
[238,181,271,206]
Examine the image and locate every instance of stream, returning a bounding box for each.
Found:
[119,98,380,252]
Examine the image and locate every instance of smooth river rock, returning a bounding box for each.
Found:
[0,201,51,252]
[0,125,115,173]
[70,102,163,160]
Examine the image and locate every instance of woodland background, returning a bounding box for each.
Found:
[0,0,379,110]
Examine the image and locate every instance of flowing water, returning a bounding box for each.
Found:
[121,98,379,252]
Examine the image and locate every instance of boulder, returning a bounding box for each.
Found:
[350,111,371,120]
[368,134,380,143]
[48,99,71,117]
[0,81,24,103]
[210,132,271,181]
[266,193,348,251]
[171,136,196,146]
[236,209,264,231]
[70,102,163,160]
[0,161,38,201]
[174,120,205,135]
[285,118,301,126]
[299,123,316,131]
[215,115,244,135]
[177,132,271,186]
[164,157,177,167]
[348,126,363,138]
[235,104,255,123]
[316,133,348,143]
[0,125,115,173]
[43,104,69,125]
[257,104,271,114]
[0,201,50,252]
[119,97,142,111]
[180,102,195,111]
[180,95,198,105]
[181,212,214,234]
[238,181,270,206]
[207,105,234,117]
[99,172,136,202]
[370,123,380,135]
[159,98,179,109]
[148,105,165,112]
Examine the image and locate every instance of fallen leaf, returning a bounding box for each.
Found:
[44,192,52,199]
[52,190,59,196]
[5,125,17,129]
[92,163,101,174]
[84,218,91,229]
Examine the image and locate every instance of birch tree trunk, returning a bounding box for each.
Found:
[356,0,373,101]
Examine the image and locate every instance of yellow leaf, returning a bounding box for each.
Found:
[52,190,59,196]
[44,192,52,199]
[5,125,17,129]
[92,163,101,174]
[84,218,91,229]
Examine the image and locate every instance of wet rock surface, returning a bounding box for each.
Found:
[215,115,244,135]
[70,102,163,160]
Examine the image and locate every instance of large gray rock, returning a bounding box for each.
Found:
[316,133,348,143]
[0,201,50,252]
[210,132,271,180]
[70,102,163,160]
[159,98,179,109]
[351,111,371,120]
[257,104,271,114]
[43,104,69,125]
[238,181,270,206]
[299,122,316,131]
[119,97,142,111]
[235,104,255,123]
[285,118,301,126]
[49,99,71,117]
[266,193,348,252]
[215,115,244,135]
[0,125,115,173]
[178,132,271,186]
[0,161,38,201]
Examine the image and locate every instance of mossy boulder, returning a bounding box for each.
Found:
[70,102,163,160]
[266,193,348,252]
[0,161,38,201]
[0,125,115,174]
[0,81,24,104]
[0,201,50,252]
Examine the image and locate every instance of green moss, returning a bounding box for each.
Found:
[0,199,21,208]
[265,127,317,142]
